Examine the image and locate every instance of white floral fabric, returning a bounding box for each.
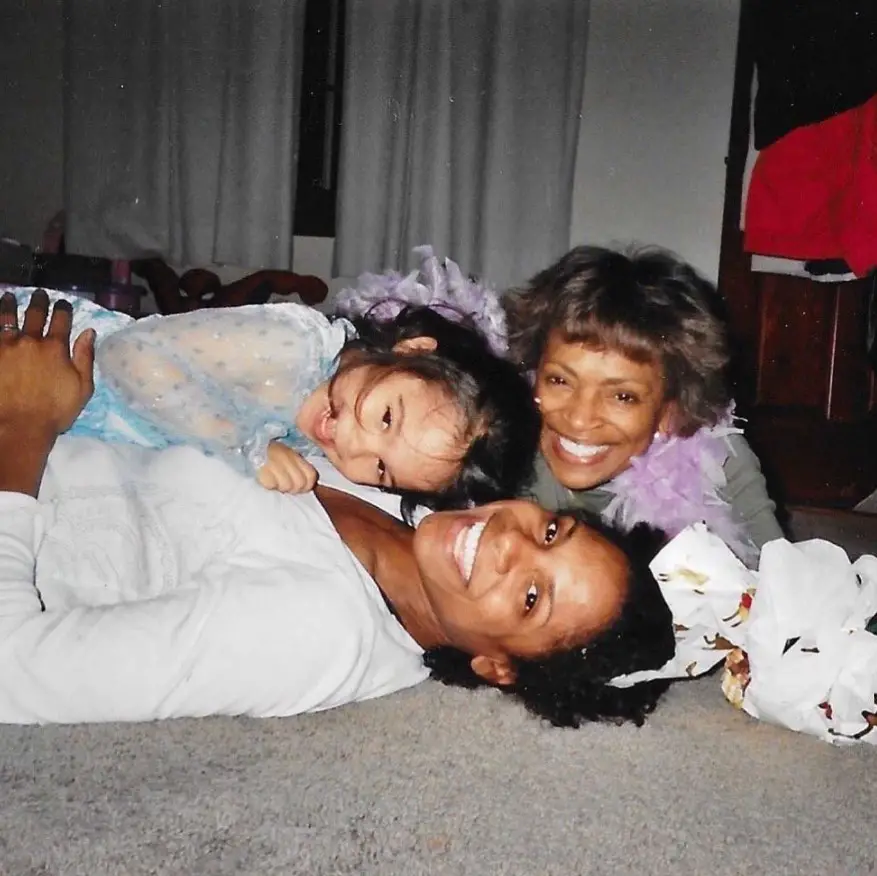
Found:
[612,522,877,746]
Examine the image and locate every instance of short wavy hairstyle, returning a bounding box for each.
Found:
[504,246,731,435]
[423,511,677,728]
[338,305,541,519]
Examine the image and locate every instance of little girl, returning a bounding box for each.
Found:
[5,250,538,511]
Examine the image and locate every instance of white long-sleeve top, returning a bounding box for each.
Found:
[0,437,427,724]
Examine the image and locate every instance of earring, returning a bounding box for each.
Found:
[534,396,542,406]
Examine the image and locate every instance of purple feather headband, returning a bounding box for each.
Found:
[334,245,508,356]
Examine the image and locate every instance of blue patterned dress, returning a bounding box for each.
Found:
[7,287,353,474]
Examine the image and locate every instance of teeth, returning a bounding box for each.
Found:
[455,521,486,582]
[558,436,609,460]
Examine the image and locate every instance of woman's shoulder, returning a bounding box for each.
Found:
[718,430,784,548]
[721,431,764,472]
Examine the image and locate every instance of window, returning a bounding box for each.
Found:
[294,0,345,237]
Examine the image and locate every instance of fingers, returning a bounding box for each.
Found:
[257,449,318,493]
[46,297,74,342]
[0,292,76,344]
[256,466,278,491]
[293,459,319,492]
[0,292,19,338]
[71,329,97,398]
[271,461,316,493]
[21,289,50,336]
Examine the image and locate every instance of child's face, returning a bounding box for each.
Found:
[535,331,672,491]
[298,364,469,492]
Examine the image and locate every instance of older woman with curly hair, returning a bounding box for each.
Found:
[504,245,782,564]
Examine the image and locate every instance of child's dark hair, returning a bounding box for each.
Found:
[338,305,540,517]
[504,245,731,435]
[424,511,676,727]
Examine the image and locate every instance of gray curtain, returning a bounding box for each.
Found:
[64,0,305,269]
[333,0,589,289]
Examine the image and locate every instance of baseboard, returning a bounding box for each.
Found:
[785,505,877,560]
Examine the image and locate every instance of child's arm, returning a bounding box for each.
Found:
[96,304,351,473]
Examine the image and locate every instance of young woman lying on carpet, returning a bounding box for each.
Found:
[5,247,537,514]
[0,291,674,726]
[504,245,783,565]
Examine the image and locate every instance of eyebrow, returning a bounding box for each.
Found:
[563,518,579,542]
[538,518,578,643]
[542,578,556,634]
[545,360,654,392]
[542,359,577,379]
[598,377,657,397]
[533,527,566,633]
[382,395,405,489]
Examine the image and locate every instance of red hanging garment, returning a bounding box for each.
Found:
[744,92,877,277]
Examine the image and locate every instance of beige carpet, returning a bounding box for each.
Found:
[1,674,875,876]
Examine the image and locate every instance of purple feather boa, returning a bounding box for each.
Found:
[602,410,757,564]
[334,245,508,356]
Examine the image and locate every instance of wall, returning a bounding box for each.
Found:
[0,1,739,286]
[571,0,740,281]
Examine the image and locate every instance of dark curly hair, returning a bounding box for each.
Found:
[423,511,676,727]
[337,305,541,518]
[504,246,731,435]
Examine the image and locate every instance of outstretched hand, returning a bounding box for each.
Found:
[0,290,95,497]
[0,290,95,435]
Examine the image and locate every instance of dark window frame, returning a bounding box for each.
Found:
[294,0,345,238]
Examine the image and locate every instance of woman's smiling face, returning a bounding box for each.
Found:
[535,331,673,491]
[412,499,630,670]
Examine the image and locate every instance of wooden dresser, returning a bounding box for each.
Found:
[717,0,877,509]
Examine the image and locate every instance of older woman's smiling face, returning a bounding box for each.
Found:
[412,499,630,679]
[535,332,673,491]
